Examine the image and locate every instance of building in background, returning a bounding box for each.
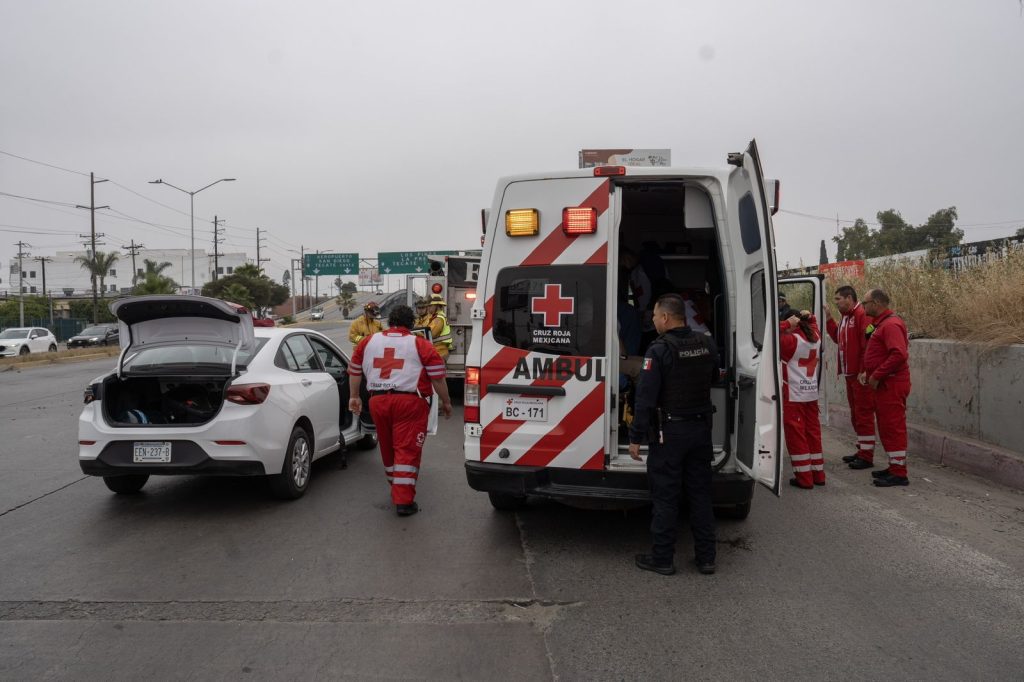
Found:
[4,249,250,296]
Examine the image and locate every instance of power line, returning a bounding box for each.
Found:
[779,208,1024,230]
[0,149,90,177]
[0,190,79,208]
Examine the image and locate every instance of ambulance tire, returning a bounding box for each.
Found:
[715,501,751,520]
[488,491,527,511]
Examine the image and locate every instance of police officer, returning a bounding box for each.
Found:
[630,293,720,576]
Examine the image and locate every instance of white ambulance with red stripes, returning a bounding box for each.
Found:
[463,140,787,519]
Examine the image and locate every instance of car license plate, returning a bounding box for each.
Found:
[133,442,171,463]
[502,397,548,422]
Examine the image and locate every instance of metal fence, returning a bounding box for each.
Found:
[0,317,92,342]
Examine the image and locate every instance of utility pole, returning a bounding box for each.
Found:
[299,244,305,308]
[212,216,224,282]
[122,240,144,291]
[34,256,53,326]
[15,241,31,327]
[290,258,298,317]
[314,249,323,304]
[76,173,109,324]
[78,233,107,322]
[255,228,270,273]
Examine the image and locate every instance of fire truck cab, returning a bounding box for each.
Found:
[463,140,784,519]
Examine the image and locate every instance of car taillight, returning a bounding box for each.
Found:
[464,366,480,423]
[226,383,271,405]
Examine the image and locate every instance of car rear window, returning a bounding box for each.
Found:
[492,265,606,357]
[124,338,269,372]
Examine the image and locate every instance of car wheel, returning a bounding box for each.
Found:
[19,346,29,356]
[269,425,313,500]
[103,475,149,494]
[48,344,58,352]
[715,501,752,520]
[488,491,527,511]
[357,433,378,450]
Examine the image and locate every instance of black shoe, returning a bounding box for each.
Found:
[695,560,717,575]
[871,468,891,479]
[396,502,419,516]
[635,554,676,576]
[841,453,860,463]
[848,458,874,470]
[873,473,909,487]
[789,478,813,490]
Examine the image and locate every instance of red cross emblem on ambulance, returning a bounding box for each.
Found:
[531,283,574,327]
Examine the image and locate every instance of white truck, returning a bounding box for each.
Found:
[462,140,821,518]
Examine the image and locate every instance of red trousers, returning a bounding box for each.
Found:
[783,400,824,487]
[369,393,430,506]
[873,379,911,477]
[845,376,877,462]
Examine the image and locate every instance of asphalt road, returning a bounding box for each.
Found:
[2,321,1023,680]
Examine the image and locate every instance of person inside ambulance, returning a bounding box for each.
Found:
[349,302,383,345]
[780,310,826,489]
[425,294,453,360]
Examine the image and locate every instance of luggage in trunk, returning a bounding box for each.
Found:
[102,376,229,427]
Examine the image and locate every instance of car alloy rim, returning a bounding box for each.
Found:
[292,436,311,488]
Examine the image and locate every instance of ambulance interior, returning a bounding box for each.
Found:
[613,181,730,467]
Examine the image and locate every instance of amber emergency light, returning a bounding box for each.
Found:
[505,209,540,236]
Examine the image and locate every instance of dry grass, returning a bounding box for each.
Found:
[824,251,1024,346]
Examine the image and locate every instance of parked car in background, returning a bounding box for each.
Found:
[78,296,377,499]
[67,324,119,348]
[0,327,58,356]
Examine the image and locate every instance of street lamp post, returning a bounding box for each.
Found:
[148,177,236,291]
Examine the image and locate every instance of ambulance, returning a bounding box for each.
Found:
[463,140,814,519]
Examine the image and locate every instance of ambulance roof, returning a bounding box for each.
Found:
[496,166,732,186]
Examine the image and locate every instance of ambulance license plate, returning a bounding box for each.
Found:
[133,442,171,463]
[503,397,548,422]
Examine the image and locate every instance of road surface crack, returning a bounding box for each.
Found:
[0,476,88,519]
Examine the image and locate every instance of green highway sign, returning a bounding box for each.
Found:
[377,251,459,275]
[303,252,359,276]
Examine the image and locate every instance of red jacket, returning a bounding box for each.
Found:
[825,303,870,376]
[861,310,910,383]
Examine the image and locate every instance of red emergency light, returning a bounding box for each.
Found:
[594,165,626,177]
[562,207,597,235]
[431,283,443,294]
[464,367,480,423]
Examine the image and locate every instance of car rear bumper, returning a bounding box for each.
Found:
[80,440,266,476]
[464,461,754,505]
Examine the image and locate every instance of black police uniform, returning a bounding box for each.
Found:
[630,326,720,567]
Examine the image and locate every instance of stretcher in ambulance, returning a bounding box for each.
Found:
[463,140,783,519]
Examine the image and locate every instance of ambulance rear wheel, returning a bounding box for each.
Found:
[488,491,526,511]
[715,501,751,520]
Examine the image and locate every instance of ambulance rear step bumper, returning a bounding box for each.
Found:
[465,461,753,505]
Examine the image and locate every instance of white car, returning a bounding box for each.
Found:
[0,327,58,356]
[310,308,325,321]
[78,296,376,499]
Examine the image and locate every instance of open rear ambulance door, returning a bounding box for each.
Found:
[728,140,783,495]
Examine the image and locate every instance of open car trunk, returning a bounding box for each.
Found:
[101,375,230,427]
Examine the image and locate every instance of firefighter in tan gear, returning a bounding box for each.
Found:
[349,302,383,345]
[414,298,431,328]
[425,294,453,360]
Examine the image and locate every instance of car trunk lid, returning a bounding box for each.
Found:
[112,295,256,378]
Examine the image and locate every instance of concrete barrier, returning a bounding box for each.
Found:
[821,337,1024,489]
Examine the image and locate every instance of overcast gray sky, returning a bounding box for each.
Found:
[2,0,1023,283]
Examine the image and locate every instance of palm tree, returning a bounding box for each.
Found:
[337,291,355,318]
[74,250,120,299]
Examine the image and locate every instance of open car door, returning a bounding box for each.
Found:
[730,140,783,495]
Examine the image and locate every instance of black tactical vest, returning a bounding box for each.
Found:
[655,329,715,414]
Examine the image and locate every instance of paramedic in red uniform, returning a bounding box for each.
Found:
[348,304,453,515]
[858,289,912,487]
[780,311,825,489]
[825,285,877,469]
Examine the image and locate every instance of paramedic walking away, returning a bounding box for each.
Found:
[425,294,453,361]
[348,305,453,515]
[349,302,383,345]
[858,289,912,487]
[630,294,720,576]
[824,286,876,468]
[780,311,825,489]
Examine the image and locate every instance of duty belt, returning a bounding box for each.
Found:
[662,411,711,422]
